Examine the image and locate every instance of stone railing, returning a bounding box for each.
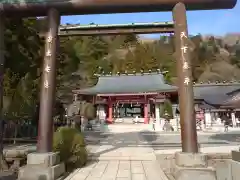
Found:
[2,145,36,173]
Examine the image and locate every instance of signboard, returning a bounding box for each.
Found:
[0,0,237,17]
[114,95,144,101]
[115,99,146,104]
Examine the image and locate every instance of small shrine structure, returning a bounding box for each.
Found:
[193,82,240,127]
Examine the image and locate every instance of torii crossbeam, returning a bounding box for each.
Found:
[0,0,237,158]
[0,0,237,16]
[59,22,174,36]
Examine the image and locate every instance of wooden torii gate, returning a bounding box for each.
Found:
[0,0,237,158]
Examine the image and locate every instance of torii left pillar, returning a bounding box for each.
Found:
[18,9,65,180]
[0,13,8,171]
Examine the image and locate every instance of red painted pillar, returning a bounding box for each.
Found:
[108,100,113,124]
[144,103,148,124]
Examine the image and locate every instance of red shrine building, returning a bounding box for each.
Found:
[73,72,178,124]
[73,72,240,128]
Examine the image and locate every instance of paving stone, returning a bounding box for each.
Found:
[142,161,166,180]
[132,166,144,174]
[131,161,142,167]
[101,178,115,180]
[87,161,108,178]
[71,168,92,180]
[108,160,119,167]
[97,156,131,160]
[89,168,106,178]
[96,161,108,166]
[130,154,156,161]
[101,152,122,157]
[64,168,80,180]
[70,163,99,180]
[86,177,101,180]
[119,161,130,170]
[86,161,99,169]
[132,173,146,180]
[79,168,94,174]
[117,169,131,178]
[101,161,119,179]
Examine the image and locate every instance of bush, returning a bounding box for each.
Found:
[53,127,88,171]
[80,102,96,121]
[160,99,173,118]
[82,102,96,120]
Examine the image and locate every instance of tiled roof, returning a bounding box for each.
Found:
[221,91,240,108]
[193,83,240,106]
[74,73,240,107]
[75,73,177,95]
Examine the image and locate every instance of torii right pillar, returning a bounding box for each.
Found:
[172,3,216,180]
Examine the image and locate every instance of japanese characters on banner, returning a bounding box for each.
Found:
[180,31,190,86]
[44,34,53,89]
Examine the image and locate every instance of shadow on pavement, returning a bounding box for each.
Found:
[84,128,231,157]
[210,131,240,143]
[3,125,237,167]
[139,130,157,142]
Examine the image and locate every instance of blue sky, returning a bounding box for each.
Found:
[61,1,240,37]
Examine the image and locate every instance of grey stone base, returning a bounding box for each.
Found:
[214,151,240,180]
[215,157,240,180]
[215,159,232,180]
[0,171,16,180]
[230,157,240,180]
[18,152,65,180]
[174,152,216,180]
[232,150,240,162]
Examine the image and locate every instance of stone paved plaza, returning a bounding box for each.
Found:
[3,124,239,180]
[64,124,240,180]
[65,160,167,180]
[64,125,168,180]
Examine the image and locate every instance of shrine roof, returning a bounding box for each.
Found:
[74,73,177,95]
[193,83,240,106]
[74,73,240,106]
[221,91,240,108]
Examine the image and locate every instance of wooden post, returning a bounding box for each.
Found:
[0,13,5,170]
[172,3,198,153]
[144,103,148,124]
[108,99,113,123]
[37,9,60,153]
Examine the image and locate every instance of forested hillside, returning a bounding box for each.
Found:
[3,18,240,119]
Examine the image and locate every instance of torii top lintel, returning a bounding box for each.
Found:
[0,0,237,17]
